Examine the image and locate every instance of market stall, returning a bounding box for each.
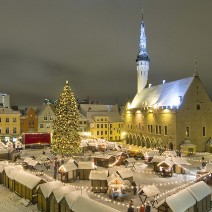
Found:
[77,161,96,180]
[58,162,78,182]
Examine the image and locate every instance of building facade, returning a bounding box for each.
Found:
[124,14,212,152]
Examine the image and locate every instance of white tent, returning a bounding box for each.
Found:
[52,186,76,203]
[38,181,62,198]
[71,195,120,212]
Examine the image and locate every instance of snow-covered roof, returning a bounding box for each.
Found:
[89,170,108,180]
[4,165,23,176]
[158,158,174,167]
[144,150,160,157]
[163,188,196,212]
[24,157,38,166]
[180,140,196,147]
[162,151,177,157]
[0,161,8,172]
[14,171,42,189]
[187,181,212,201]
[94,154,113,160]
[38,181,62,198]
[64,190,89,209]
[71,195,120,212]
[138,184,160,197]
[80,104,119,114]
[52,186,76,203]
[78,161,95,170]
[172,157,190,165]
[130,77,194,109]
[151,156,165,163]
[117,169,133,179]
[107,173,124,185]
[59,163,77,172]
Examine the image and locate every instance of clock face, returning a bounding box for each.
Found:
[90,123,94,128]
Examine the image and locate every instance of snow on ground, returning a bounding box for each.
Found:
[1,148,212,212]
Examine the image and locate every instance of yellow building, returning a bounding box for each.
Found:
[79,104,124,141]
[124,14,212,153]
[0,108,21,142]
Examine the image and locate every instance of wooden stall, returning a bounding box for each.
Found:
[59,190,89,212]
[111,151,128,166]
[172,157,190,174]
[187,181,212,212]
[89,170,108,193]
[49,186,76,212]
[138,184,160,208]
[150,156,165,172]
[13,171,44,203]
[71,195,120,212]
[58,162,78,182]
[0,149,9,160]
[37,181,62,212]
[144,150,160,163]
[157,158,174,177]
[117,169,134,184]
[93,154,115,168]
[77,161,95,180]
[0,161,8,184]
[156,188,196,212]
[180,140,196,156]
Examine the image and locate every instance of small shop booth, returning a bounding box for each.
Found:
[117,169,134,184]
[37,181,62,212]
[172,157,190,174]
[187,181,211,212]
[93,154,115,168]
[0,160,8,184]
[138,184,160,207]
[180,140,196,156]
[13,170,45,203]
[59,189,89,212]
[77,161,96,180]
[151,156,166,172]
[144,150,160,163]
[49,186,76,212]
[157,158,174,177]
[156,188,196,212]
[71,195,120,212]
[89,170,108,193]
[58,162,78,182]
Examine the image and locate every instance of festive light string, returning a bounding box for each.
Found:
[4,162,212,210]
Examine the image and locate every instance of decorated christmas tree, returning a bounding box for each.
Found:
[51,80,81,156]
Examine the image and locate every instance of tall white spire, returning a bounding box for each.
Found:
[136,10,150,93]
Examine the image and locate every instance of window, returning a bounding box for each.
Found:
[97,124,99,128]
[150,125,153,133]
[159,126,162,135]
[101,124,103,128]
[197,104,201,110]
[156,125,158,134]
[84,121,86,124]
[44,117,47,121]
[186,127,190,137]
[13,118,17,122]
[101,118,103,121]
[110,131,112,134]
[0,118,1,122]
[6,118,9,122]
[40,124,44,128]
[0,128,1,134]
[110,124,112,128]
[202,127,206,137]
[148,125,150,133]
[46,124,51,128]
[6,127,9,134]
[105,124,107,128]
[105,131,107,135]
[13,127,17,133]
[79,121,82,124]
[139,123,141,130]
[49,116,53,120]
[142,126,144,132]
[29,121,34,127]
[101,131,103,135]
[97,131,99,135]
[164,126,168,136]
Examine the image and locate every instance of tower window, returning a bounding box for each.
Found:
[186,127,190,137]
[197,103,201,110]
[202,127,206,137]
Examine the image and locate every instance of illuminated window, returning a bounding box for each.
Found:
[186,127,190,137]
[202,127,206,137]
[49,116,53,120]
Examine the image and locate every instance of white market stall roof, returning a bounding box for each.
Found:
[117,169,133,179]
[64,190,89,209]
[52,186,76,203]
[164,188,196,212]
[151,156,165,163]
[187,181,212,201]
[78,161,95,170]
[138,184,160,197]
[0,161,8,172]
[162,151,177,157]
[89,170,108,180]
[94,154,113,160]
[71,195,120,212]
[157,158,174,167]
[24,157,39,166]
[172,157,190,165]
[14,171,42,189]
[59,163,78,172]
[4,165,23,176]
[107,173,124,186]
[38,181,62,198]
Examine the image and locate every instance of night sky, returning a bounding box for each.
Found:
[0,0,212,106]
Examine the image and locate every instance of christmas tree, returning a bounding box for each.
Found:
[51,80,81,156]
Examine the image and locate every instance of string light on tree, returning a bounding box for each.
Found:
[51,80,81,156]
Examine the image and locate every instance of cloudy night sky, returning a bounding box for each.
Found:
[0,0,211,106]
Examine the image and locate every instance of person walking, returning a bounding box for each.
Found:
[127,199,134,212]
